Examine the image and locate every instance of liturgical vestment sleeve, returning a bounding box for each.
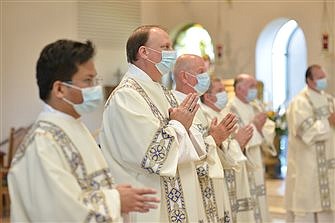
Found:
[289,95,331,146]
[101,85,198,181]
[9,122,121,222]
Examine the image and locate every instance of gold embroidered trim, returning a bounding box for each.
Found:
[247,171,263,223]
[302,93,334,210]
[315,105,330,118]
[196,163,220,222]
[162,174,189,223]
[13,121,114,221]
[113,78,175,174]
[161,84,178,108]
[141,126,174,174]
[11,123,39,166]
[297,116,314,137]
[114,78,168,123]
[299,92,330,136]
[111,77,189,221]
[236,198,255,212]
[315,141,332,210]
[225,169,254,221]
[84,191,113,223]
[224,169,238,222]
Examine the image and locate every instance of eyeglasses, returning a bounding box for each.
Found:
[65,76,103,87]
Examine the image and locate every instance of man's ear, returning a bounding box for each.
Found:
[203,93,214,104]
[306,77,313,85]
[138,46,148,59]
[235,84,242,94]
[203,93,210,101]
[181,71,188,84]
[52,81,66,99]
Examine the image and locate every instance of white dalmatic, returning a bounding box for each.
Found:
[100,64,205,223]
[201,103,256,223]
[173,91,232,223]
[285,87,335,222]
[9,105,122,222]
[227,97,275,223]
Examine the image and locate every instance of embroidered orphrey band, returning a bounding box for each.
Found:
[114,77,189,221]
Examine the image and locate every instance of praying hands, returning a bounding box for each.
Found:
[169,93,199,130]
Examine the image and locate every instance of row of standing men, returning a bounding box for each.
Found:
[100,25,276,222]
[8,25,334,223]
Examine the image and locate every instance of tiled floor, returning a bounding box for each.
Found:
[267,179,286,223]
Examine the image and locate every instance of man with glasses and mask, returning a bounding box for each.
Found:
[200,78,255,223]
[226,73,276,223]
[8,39,160,222]
[285,64,335,223]
[172,54,239,222]
[100,26,205,222]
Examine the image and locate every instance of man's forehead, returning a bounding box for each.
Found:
[313,67,326,77]
[147,28,171,43]
[238,76,256,87]
[213,80,224,88]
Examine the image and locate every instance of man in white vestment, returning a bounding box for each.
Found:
[226,74,276,223]
[100,25,206,222]
[172,54,238,222]
[201,78,255,223]
[285,64,335,223]
[8,39,159,222]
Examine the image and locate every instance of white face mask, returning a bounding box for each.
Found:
[185,72,210,96]
[214,91,228,110]
[146,47,177,76]
[316,78,327,91]
[62,83,103,115]
[246,88,257,102]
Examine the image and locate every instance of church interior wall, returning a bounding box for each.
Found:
[1,0,334,144]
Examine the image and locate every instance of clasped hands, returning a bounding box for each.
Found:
[234,124,254,150]
[209,113,238,147]
[252,112,267,133]
[169,93,199,130]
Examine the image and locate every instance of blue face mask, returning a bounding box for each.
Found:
[186,72,210,96]
[316,78,327,91]
[62,83,103,115]
[246,88,258,102]
[146,47,177,76]
[214,91,228,110]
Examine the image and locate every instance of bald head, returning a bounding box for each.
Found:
[174,54,204,77]
[173,54,206,94]
[234,73,257,103]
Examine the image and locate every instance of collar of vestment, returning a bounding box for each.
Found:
[305,86,325,98]
[233,96,251,111]
[200,102,218,114]
[171,90,187,103]
[127,63,160,85]
[42,103,80,122]
[171,90,203,106]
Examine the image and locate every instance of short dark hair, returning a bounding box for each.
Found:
[36,39,95,101]
[305,64,321,84]
[126,25,164,63]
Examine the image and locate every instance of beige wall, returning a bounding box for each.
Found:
[146,1,334,79]
[1,0,335,144]
[1,1,78,144]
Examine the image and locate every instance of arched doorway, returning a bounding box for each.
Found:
[256,18,307,178]
[256,18,307,111]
